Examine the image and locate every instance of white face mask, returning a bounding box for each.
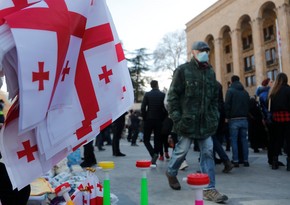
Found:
[196,51,209,62]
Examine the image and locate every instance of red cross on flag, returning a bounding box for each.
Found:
[0,0,133,189]
[71,171,103,205]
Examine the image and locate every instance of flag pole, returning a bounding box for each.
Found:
[276,19,282,73]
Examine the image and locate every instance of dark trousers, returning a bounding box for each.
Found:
[131,128,139,144]
[143,119,162,157]
[127,126,132,141]
[95,133,104,149]
[212,134,230,162]
[270,122,290,158]
[160,134,169,156]
[83,141,97,164]
[0,163,31,205]
[112,123,124,155]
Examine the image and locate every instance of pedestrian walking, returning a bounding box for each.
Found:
[165,41,228,203]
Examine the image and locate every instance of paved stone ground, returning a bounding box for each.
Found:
[93,138,290,205]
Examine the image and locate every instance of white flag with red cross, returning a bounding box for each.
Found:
[71,172,103,205]
[0,0,133,189]
[5,0,93,133]
[80,0,134,135]
[0,99,69,189]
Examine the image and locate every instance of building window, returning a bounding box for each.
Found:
[265,48,276,66]
[225,45,231,53]
[226,63,232,73]
[263,25,274,41]
[242,35,252,50]
[267,69,278,80]
[244,55,255,72]
[245,75,256,87]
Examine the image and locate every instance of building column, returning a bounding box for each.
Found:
[275,4,290,77]
[230,29,242,78]
[213,38,223,83]
[250,17,265,85]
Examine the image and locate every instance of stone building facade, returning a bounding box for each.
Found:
[186,0,289,95]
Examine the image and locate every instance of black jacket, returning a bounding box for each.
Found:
[141,88,166,120]
[271,85,290,112]
[225,81,250,119]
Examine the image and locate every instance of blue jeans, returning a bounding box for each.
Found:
[167,136,215,189]
[229,119,249,162]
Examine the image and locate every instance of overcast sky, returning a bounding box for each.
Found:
[106,0,218,52]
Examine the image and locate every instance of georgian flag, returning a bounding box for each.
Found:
[0,100,69,189]
[5,0,92,132]
[13,28,58,132]
[81,0,134,134]
[71,172,103,205]
[0,0,134,189]
[46,36,84,145]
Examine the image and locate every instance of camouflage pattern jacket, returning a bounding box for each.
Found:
[167,58,219,139]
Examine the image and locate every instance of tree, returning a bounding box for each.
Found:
[126,48,151,102]
[153,29,187,73]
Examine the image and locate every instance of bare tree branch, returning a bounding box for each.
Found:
[153,30,187,73]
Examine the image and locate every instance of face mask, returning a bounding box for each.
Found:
[196,51,209,62]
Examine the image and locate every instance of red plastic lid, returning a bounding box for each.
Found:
[55,182,70,194]
[187,173,210,185]
[136,160,151,168]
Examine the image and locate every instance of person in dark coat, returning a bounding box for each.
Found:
[248,95,267,152]
[159,112,172,160]
[141,80,166,165]
[225,75,250,167]
[130,111,141,146]
[268,73,290,170]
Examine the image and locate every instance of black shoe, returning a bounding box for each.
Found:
[165,171,181,190]
[223,160,234,173]
[115,152,126,157]
[215,158,222,164]
[131,143,139,146]
[244,162,250,167]
[231,161,239,167]
[253,148,260,153]
[80,161,97,168]
[268,161,285,166]
[151,154,158,165]
[98,147,106,151]
[272,156,279,170]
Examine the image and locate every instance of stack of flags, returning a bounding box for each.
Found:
[0,0,133,190]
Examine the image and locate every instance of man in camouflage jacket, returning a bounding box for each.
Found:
[165,41,228,203]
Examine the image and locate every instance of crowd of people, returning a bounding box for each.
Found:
[79,41,290,204]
